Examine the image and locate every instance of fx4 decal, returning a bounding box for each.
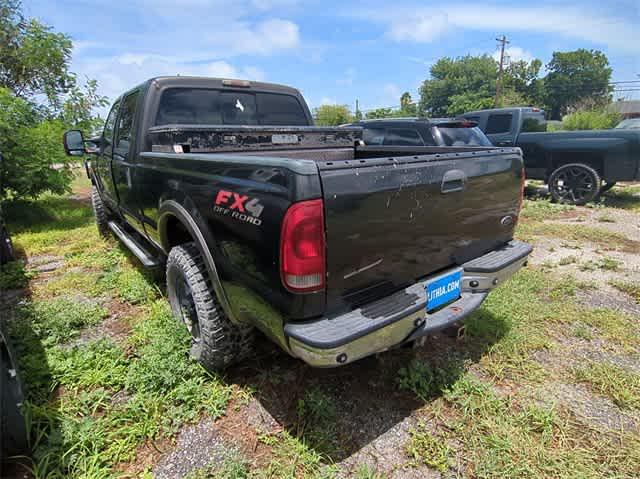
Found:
[214,190,264,226]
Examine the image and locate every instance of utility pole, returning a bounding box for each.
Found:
[494,35,509,107]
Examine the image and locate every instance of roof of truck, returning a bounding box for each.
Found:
[146,76,302,95]
[464,106,545,115]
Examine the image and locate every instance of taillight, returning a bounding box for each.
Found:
[280,199,326,292]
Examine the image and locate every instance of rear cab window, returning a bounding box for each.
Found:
[155,88,308,126]
[436,125,492,146]
[383,128,424,146]
[485,113,513,134]
[360,124,436,146]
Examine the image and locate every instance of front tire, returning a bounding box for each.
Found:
[548,163,601,205]
[166,242,253,371]
[91,186,110,237]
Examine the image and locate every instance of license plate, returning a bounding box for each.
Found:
[425,269,462,312]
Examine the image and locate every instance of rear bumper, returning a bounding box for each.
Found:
[284,240,532,367]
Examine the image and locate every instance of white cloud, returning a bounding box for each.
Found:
[384,83,401,103]
[320,97,338,105]
[74,52,266,111]
[203,18,300,56]
[388,12,449,42]
[336,67,356,86]
[493,46,534,64]
[353,4,638,53]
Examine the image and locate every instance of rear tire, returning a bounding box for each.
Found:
[91,186,110,238]
[166,242,253,371]
[0,222,14,265]
[1,333,28,460]
[548,163,601,205]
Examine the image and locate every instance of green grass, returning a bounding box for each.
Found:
[0,259,32,289]
[519,199,574,222]
[574,363,640,409]
[557,255,578,266]
[8,300,233,478]
[16,297,108,346]
[185,451,249,479]
[353,464,388,479]
[397,359,464,402]
[438,376,640,478]
[405,422,453,473]
[609,280,640,303]
[517,222,640,254]
[295,388,339,456]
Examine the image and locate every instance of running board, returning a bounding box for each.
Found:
[107,221,160,268]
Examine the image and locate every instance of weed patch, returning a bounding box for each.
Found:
[609,280,640,303]
[574,362,640,409]
[405,422,453,473]
[0,259,32,289]
[17,297,108,346]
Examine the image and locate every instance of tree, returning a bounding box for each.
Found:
[544,49,612,119]
[503,59,544,107]
[400,92,417,116]
[0,1,107,200]
[314,104,352,126]
[0,0,73,108]
[419,55,498,117]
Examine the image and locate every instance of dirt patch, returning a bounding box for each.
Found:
[115,436,173,478]
[334,415,442,479]
[539,381,638,433]
[152,418,234,479]
[71,299,137,347]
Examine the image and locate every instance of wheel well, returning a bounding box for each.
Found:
[548,153,604,179]
[165,215,194,250]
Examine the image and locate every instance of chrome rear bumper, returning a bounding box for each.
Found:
[284,240,532,367]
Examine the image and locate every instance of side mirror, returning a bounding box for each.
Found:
[63,130,87,156]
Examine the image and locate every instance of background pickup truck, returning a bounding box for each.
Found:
[461,107,640,205]
[63,76,531,370]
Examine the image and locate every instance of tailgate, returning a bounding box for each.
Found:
[318,148,523,313]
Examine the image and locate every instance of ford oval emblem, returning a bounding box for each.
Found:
[501,215,514,227]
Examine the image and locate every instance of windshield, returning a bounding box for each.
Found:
[615,118,640,129]
[436,126,493,146]
[155,88,309,126]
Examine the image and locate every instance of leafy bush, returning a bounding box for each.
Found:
[562,110,621,131]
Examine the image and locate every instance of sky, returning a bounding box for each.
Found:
[24,0,640,115]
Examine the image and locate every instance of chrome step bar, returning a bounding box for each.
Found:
[107,221,160,268]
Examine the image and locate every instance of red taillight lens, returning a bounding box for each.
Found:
[280,199,326,292]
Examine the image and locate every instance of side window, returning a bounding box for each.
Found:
[362,127,386,145]
[485,114,513,134]
[103,100,120,144]
[115,91,140,153]
[383,128,424,146]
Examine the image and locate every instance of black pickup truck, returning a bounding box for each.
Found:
[461,107,640,205]
[63,76,532,369]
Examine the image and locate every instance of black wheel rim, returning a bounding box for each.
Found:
[551,167,597,203]
[174,274,201,343]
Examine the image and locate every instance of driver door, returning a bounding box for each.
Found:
[93,99,120,208]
